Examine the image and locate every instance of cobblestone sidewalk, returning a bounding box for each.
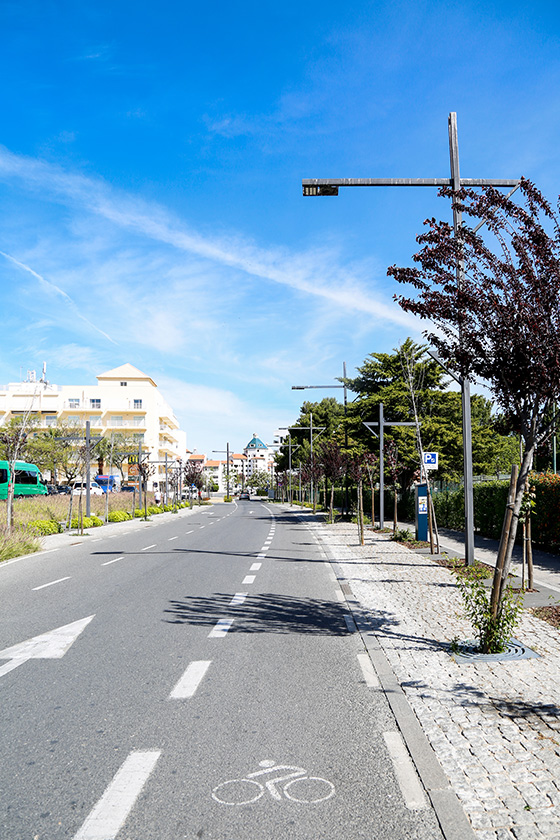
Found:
[314,522,560,840]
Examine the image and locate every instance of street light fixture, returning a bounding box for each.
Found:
[292,362,351,515]
[302,112,520,566]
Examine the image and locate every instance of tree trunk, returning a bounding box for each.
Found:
[358,479,364,546]
[393,487,398,534]
[330,483,335,524]
[527,515,534,590]
[371,485,375,530]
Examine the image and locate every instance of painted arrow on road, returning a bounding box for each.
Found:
[0,615,95,678]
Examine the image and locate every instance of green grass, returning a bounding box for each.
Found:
[0,525,41,562]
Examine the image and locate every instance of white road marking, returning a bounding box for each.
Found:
[335,589,345,602]
[186,530,194,534]
[168,536,178,541]
[142,544,156,551]
[209,619,234,638]
[250,563,262,571]
[242,575,256,585]
[32,576,71,591]
[383,731,427,810]
[230,593,247,606]
[169,660,212,699]
[102,556,124,566]
[73,750,161,840]
[92,538,102,542]
[249,510,254,514]
[0,615,95,678]
[259,546,268,553]
[344,614,357,633]
[357,653,380,688]
[257,553,266,559]
[199,525,206,529]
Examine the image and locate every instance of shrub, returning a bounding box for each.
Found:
[108,510,132,522]
[147,505,162,515]
[28,519,62,536]
[70,515,103,529]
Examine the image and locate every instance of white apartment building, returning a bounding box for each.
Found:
[0,363,187,488]
[244,434,276,479]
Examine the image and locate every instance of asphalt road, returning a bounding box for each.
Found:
[0,502,444,839]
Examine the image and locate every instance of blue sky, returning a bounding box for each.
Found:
[1,0,560,453]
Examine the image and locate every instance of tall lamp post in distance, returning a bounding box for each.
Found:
[292,362,351,515]
[212,443,230,499]
[301,112,520,566]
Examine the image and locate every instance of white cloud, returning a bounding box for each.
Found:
[0,146,418,331]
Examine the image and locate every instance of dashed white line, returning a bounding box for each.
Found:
[230,592,247,606]
[169,660,212,699]
[357,653,380,688]
[92,538,102,543]
[242,575,256,585]
[73,750,161,840]
[142,544,156,551]
[208,619,234,638]
[102,556,124,566]
[32,577,71,591]
[186,530,194,534]
[383,731,427,810]
[168,536,178,541]
[250,562,262,571]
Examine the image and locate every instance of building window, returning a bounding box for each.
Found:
[90,416,102,427]
[68,416,80,427]
[110,416,123,427]
[134,399,142,409]
[69,398,80,408]
[90,399,101,409]
[133,433,144,443]
[45,415,57,427]
[120,381,127,386]
[133,416,144,427]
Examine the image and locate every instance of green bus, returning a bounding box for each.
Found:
[0,460,48,500]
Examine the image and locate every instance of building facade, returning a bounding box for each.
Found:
[0,364,187,488]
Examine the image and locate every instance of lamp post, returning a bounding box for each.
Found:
[212,443,230,498]
[292,361,351,515]
[302,112,520,566]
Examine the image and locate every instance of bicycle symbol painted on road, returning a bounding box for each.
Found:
[212,759,335,805]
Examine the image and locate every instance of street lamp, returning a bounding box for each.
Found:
[212,443,230,498]
[292,361,351,515]
[302,112,520,566]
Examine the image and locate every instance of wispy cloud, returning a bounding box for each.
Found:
[0,250,118,345]
[0,146,418,332]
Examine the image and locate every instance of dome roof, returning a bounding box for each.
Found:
[245,434,267,450]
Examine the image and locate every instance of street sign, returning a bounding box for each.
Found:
[423,452,439,470]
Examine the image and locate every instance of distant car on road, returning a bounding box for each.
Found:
[72,481,103,496]
[239,491,250,500]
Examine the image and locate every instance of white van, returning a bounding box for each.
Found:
[72,480,104,496]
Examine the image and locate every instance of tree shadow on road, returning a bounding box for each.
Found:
[164,592,355,635]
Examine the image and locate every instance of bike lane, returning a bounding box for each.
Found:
[115,503,445,840]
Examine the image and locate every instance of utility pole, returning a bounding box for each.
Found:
[302,112,520,565]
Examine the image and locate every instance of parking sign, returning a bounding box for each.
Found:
[423,452,439,470]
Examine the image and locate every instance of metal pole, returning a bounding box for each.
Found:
[226,442,230,499]
[310,412,314,507]
[379,403,384,529]
[554,404,557,474]
[288,436,292,505]
[449,112,475,566]
[165,452,168,504]
[138,441,143,509]
[343,361,349,517]
[85,420,91,517]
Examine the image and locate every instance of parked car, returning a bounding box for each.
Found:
[71,481,103,496]
[239,491,250,500]
[120,485,136,493]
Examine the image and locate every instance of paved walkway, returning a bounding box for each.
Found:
[310,518,560,840]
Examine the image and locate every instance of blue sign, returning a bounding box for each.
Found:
[423,452,439,469]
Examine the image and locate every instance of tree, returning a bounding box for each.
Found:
[0,415,38,529]
[318,438,347,523]
[247,469,270,495]
[184,460,204,506]
[389,178,560,650]
[277,398,345,473]
[345,338,518,488]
